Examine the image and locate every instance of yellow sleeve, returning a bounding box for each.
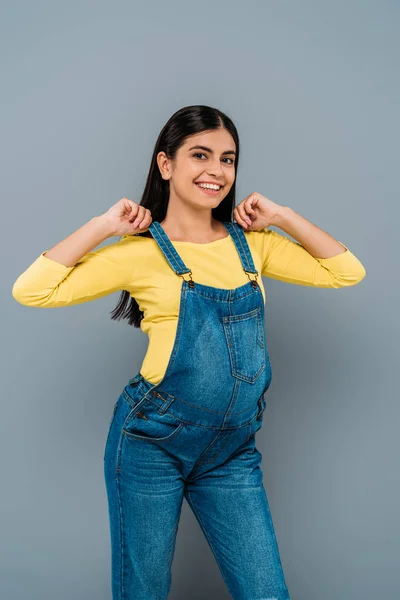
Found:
[260,229,366,288]
[11,236,136,307]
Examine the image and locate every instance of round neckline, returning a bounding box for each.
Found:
[170,234,231,247]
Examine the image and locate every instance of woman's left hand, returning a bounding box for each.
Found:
[233,192,284,230]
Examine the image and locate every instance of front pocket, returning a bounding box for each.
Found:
[222,307,266,383]
[122,399,185,443]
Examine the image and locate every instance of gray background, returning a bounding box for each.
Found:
[2,1,398,599]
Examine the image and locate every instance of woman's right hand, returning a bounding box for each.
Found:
[101,198,153,237]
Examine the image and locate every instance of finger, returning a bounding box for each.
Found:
[137,209,152,229]
[132,205,146,229]
[245,197,256,215]
[233,206,248,228]
[236,203,252,227]
[127,201,139,222]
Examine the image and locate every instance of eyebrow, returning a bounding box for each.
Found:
[188,145,236,156]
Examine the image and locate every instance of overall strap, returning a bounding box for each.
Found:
[223,221,258,275]
[148,222,191,276]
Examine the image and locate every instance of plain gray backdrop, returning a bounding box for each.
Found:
[3,2,398,599]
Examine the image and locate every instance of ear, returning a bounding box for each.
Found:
[157,151,172,181]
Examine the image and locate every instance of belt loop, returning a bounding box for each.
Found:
[157,395,175,414]
[128,372,143,387]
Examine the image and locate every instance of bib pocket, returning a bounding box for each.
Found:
[222,307,266,383]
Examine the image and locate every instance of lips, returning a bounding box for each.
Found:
[195,183,222,196]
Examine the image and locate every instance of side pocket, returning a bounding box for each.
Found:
[256,395,267,422]
[122,398,185,444]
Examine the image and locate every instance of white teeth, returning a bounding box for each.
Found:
[196,183,221,190]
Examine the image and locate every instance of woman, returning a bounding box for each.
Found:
[12,105,366,600]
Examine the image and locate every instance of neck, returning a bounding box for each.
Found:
[160,201,226,243]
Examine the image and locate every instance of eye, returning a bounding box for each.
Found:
[192,152,234,165]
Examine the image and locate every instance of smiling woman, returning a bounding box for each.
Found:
[11,104,366,600]
[154,126,238,217]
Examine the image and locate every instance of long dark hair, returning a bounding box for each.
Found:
[110,104,240,327]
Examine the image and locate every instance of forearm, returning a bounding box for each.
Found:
[44,214,115,267]
[271,206,347,259]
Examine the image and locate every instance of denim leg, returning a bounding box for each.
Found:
[104,394,185,600]
[184,435,291,600]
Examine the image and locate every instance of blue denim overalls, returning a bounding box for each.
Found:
[104,221,291,600]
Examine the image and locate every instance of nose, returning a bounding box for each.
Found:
[205,158,224,177]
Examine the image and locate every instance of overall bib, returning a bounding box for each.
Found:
[104,221,291,600]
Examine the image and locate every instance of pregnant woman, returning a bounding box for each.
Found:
[12,104,366,600]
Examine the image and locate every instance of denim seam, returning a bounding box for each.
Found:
[187,430,225,476]
[122,394,150,429]
[156,392,259,416]
[223,306,261,322]
[123,421,185,443]
[115,471,125,599]
[222,319,266,383]
[140,396,258,430]
[190,287,256,302]
[237,226,258,273]
[198,429,234,465]
[225,221,258,273]
[162,282,187,380]
[150,222,190,275]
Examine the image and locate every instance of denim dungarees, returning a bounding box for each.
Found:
[104,221,291,600]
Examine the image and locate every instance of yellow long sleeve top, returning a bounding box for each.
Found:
[12,228,366,385]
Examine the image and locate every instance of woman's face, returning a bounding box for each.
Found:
[157,128,236,210]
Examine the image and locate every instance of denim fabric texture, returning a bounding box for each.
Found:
[103,221,291,600]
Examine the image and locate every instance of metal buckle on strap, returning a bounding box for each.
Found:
[178,270,195,288]
[244,269,259,288]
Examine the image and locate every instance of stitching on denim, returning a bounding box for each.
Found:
[150,222,190,274]
[225,221,258,274]
[234,222,258,273]
[232,362,266,383]
[161,391,259,415]
[223,314,266,382]
[144,396,258,430]
[199,429,234,465]
[186,430,223,477]
[224,221,251,272]
[123,421,185,443]
[122,394,150,429]
[150,224,184,272]
[257,312,265,348]
[191,286,256,301]
[115,460,125,597]
[228,222,252,272]
[144,396,259,430]
[222,306,261,322]
[162,281,186,379]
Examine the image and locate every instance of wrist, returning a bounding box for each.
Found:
[271,205,292,229]
[94,214,117,238]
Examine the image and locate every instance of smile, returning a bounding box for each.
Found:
[195,183,222,195]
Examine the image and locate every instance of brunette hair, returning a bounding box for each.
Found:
[110,104,240,326]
